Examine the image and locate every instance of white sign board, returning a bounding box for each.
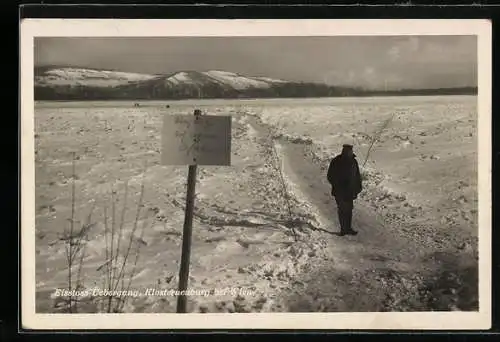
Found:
[161,114,232,166]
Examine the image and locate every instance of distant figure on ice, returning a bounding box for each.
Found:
[327,144,363,236]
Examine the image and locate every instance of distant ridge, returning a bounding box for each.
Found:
[34,66,478,101]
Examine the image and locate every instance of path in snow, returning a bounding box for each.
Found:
[243,113,478,312]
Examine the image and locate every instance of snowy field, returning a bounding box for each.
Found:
[33,95,478,313]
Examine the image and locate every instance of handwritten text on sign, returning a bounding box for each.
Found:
[161,114,232,166]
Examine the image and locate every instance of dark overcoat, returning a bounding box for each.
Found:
[327,154,362,200]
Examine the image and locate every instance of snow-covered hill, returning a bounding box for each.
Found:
[35,67,287,90]
[35,67,163,88]
[34,66,477,101]
[34,66,314,100]
[163,70,287,89]
[202,70,286,89]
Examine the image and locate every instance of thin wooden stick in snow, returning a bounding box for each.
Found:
[362,112,396,168]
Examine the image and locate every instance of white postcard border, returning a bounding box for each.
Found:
[20,19,492,330]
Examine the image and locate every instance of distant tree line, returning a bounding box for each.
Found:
[34,81,478,101]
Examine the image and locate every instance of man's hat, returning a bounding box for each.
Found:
[342,144,353,149]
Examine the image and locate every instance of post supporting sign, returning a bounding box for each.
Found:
[176,162,197,313]
[161,109,232,313]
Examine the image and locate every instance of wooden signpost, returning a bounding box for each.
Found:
[161,109,232,313]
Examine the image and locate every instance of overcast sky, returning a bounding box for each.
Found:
[35,36,477,90]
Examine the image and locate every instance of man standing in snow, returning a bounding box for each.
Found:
[327,144,363,236]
